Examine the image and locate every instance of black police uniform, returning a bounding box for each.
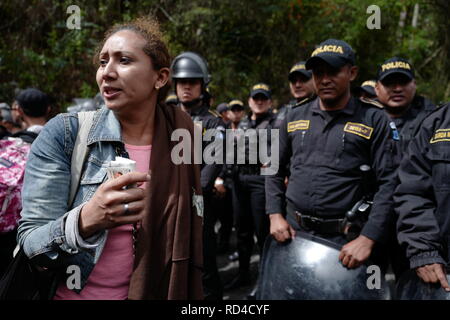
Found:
[394,103,450,269]
[266,96,397,254]
[385,95,436,277]
[278,61,314,130]
[274,96,317,129]
[233,110,277,276]
[390,96,436,166]
[187,103,225,190]
[214,122,238,253]
[184,101,225,299]
[274,100,296,129]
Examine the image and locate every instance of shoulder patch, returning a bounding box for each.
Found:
[360,97,384,109]
[208,110,220,117]
[292,97,314,109]
[288,120,310,132]
[344,122,373,140]
[430,129,450,144]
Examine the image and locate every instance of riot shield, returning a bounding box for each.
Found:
[257,231,391,300]
[396,269,450,300]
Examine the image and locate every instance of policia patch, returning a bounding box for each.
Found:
[288,120,310,132]
[430,129,450,143]
[344,122,373,140]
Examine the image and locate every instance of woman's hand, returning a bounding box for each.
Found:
[78,171,151,239]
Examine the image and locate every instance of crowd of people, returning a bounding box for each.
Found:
[0,15,449,300]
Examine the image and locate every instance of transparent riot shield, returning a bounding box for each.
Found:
[396,269,450,300]
[257,231,391,300]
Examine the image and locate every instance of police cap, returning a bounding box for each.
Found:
[216,102,229,114]
[250,83,271,99]
[288,61,312,81]
[377,57,415,82]
[357,80,376,96]
[306,39,356,70]
[228,99,245,111]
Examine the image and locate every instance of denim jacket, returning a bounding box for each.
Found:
[17,107,128,293]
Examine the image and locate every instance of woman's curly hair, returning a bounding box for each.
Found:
[94,16,171,103]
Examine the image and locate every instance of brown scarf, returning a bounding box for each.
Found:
[127,104,203,300]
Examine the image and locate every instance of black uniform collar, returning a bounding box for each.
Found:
[312,96,356,116]
[186,102,209,117]
[411,95,435,112]
[248,111,273,125]
[390,95,434,120]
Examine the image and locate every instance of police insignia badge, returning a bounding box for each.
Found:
[430,129,450,144]
[287,120,310,132]
[344,122,373,140]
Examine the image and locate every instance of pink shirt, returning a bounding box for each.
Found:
[54,144,151,300]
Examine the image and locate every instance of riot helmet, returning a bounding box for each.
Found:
[171,52,211,107]
[171,51,211,87]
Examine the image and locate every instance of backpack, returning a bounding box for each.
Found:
[0,138,32,233]
[0,112,96,300]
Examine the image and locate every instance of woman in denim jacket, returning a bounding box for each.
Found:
[17,17,204,300]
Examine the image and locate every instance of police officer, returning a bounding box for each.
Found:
[225,84,277,293]
[213,101,230,252]
[354,80,377,99]
[215,100,246,254]
[274,61,316,128]
[216,102,230,124]
[375,57,436,164]
[227,99,245,130]
[375,57,436,279]
[394,102,450,292]
[171,51,225,300]
[266,39,397,270]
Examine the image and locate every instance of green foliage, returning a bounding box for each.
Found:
[0,0,449,111]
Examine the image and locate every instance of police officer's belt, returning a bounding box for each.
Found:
[238,165,261,175]
[286,203,345,234]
